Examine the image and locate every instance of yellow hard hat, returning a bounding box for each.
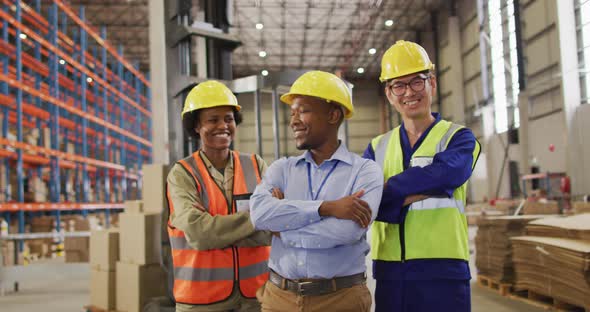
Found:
[379,40,435,82]
[181,80,240,118]
[280,71,354,119]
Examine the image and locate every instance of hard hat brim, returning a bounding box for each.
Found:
[379,64,435,82]
[280,92,353,119]
[181,103,242,118]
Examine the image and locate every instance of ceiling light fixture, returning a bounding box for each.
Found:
[385,19,394,27]
[19,33,27,39]
[357,67,365,74]
[369,48,376,55]
[59,59,66,65]
[86,77,93,83]
[259,51,267,58]
[261,70,269,76]
[256,23,264,30]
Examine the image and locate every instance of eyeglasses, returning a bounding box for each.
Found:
[388,76,430,96]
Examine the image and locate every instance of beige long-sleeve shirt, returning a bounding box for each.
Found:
[167,151,271,312]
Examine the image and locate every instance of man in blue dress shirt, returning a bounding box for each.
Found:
[250,71,383,312]
[364,41,480,312]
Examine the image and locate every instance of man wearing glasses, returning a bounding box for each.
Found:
[363,40,480,312]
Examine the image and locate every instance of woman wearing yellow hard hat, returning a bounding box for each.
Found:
[166,80,271,312]
[364,40,480,312]
[250,70,383,311]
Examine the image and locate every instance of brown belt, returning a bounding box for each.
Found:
[268,270,365,296]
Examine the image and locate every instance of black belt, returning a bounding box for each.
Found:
[268,270,365,296]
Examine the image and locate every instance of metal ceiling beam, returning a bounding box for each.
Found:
[280,0,286,71]
[318,1,336,66]
[234,2,250,72]
[236,25,419,31]
[359,0,421,72]
[298,0,311,68]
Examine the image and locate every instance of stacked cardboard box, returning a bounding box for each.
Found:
[142,164,172,252]
[64,236,90,263]
[28,177,48,202]
[116,202,166,312]
[141,164,170,214]
[522,200,560,215]
[475,215,549,282]
[1,218,23,266]
[30,216,54,258]
[573,201,590,214]
[1,240,23,266]
[89,229,119,310]
[63,215,100,263]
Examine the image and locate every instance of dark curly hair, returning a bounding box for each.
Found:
[182,107,243,139]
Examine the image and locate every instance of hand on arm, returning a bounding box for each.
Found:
[318,190,372,228]
[250,159,323,231]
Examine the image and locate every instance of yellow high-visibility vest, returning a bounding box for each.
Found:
[370,120,480,261]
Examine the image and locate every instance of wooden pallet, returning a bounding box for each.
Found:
[476,275,512,296]
[509,289,587,312]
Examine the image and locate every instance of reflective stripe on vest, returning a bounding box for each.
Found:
[409,197,465,213]
[370,120,479,262]
[167,151,270,305]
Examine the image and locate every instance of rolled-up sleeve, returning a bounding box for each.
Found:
[279,160,383,249]
[167,164,256,250]
[250,158,323,232]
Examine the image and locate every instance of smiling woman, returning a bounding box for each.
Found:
[166,80,271,311]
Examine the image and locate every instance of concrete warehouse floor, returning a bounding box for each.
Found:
[0,227,545,312]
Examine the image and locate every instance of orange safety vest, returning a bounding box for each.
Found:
[167,151,270,305]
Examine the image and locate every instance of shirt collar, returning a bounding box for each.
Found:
[400,112,441,132]
[295,141,353,166]
[199,150,234,171]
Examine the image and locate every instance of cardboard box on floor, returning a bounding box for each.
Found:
[64,237,90,263]
[119,212,161,265]
[522,200,559,215]
[141,164,170,213]
[116,262,166,312]
[90,269,116,310]
[1,241,23,266]
[90,229,119,271]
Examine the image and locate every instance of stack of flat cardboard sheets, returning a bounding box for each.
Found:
[510,214,590,309]
[511,236,590,308]
[475,215,549,282]
[525,213,590,240]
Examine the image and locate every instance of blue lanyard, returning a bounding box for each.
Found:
[307,160,340,200]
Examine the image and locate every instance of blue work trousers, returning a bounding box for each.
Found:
[375,279,471,312]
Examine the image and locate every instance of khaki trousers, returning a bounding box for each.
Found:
[256,280,372,312]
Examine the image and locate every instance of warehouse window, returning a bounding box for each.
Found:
[576,0,590,104]
[488,0,520,133]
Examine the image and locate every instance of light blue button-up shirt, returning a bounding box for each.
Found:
[250,143,383,279]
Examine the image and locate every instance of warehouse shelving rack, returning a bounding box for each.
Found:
[0,0,152,249]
